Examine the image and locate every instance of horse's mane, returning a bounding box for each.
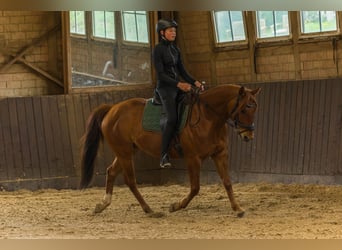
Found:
[200,84,241,99]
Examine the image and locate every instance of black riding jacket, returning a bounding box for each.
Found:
[153,38,196,90]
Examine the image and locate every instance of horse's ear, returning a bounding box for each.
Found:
[239,86,246,96]
[251,87,261,96]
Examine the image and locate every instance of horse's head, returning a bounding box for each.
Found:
[228,86,261,142]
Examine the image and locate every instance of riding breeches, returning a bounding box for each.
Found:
[157,88,183,156]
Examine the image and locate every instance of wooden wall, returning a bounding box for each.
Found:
[0,87,154,190]
[230,79,342,184]
[0,78,341,190]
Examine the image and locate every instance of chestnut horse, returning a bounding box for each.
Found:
[80,84,261,217]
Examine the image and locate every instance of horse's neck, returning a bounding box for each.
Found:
[200,85,239,115]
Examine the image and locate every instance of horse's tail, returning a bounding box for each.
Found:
[80,104,112,189]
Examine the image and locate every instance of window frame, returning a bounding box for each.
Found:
[91,11,116,41]
[211,11,248,49]
[69,11,152,90]
[298,11,340,39]
[255,11,291,42]
[121,11,150,45]
[70,11,86,37]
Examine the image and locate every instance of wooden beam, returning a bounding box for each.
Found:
[0,24,61,73]
[17,57,64,88]
[61,11,72,94]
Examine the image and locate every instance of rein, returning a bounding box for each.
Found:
[187,86,255,132]
[187,86,202,127]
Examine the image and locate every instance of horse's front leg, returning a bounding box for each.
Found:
[212,150,245,217]
[169,157,201,212]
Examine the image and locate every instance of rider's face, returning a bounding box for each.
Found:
[161,27,176,41]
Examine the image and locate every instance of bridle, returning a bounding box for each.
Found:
[227,93,256,133]
[187,86,256,134]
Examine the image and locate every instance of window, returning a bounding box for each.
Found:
[121,11,149,43]
[300,11,337,34]
[92,11,115,40]
[70,11,86,35]
[212,11,246,43]
[70,11,151,88]
[256,11,290,38]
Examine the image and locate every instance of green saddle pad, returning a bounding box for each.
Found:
[142,99,189,132]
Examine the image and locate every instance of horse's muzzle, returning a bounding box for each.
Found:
[239,130,254,142]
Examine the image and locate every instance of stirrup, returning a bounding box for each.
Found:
[160,154,172,168]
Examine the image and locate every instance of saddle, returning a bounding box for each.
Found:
[142,89,199,157]
[142,97,189,133]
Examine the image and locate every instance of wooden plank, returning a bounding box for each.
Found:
[274,82,285,174]
[311,80,323,174]
[319,80,332,174]
[47,96,65,177]
[72,94,87,175]
[16,98,34,179]
[291,81,304,175]
[0,118,6,178]
[284,82,295,174]
[81,94,91,127]
[280,82,294,174]
[257,82,269,173]
[32,97,49,178]
[297,80,309,175]
[326,79,341,174]
[24,97,41,179]
[263,82,276,173]
[64,94,81,177]
[40,97,57,177]
[313,80,326,174]
[57,95,75,177]
[335,80,342,175]
[73,94,86,137]
[7,98,24,179]
[268,83,279,174]
[0,99,9,181]
[302,80,315,175]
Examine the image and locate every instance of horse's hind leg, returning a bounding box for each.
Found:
[212,152,245,217]
[94,158,122,213]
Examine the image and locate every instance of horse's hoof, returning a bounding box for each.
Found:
[148,211,166,218]
[237,210,245,218]
[94,203,108,214]
[169,202,181,213]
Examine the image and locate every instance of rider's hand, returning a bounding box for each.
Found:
[194,80,205,91]
[177,82,192,92]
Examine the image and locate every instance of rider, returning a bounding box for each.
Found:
[152,19,203,168]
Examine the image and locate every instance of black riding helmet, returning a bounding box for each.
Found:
[156,19,178,35]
